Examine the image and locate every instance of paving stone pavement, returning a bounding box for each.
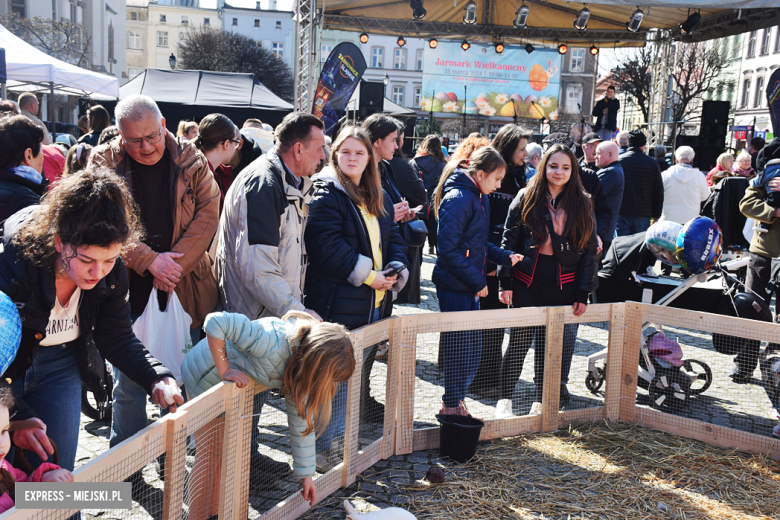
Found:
[74,249,779,519]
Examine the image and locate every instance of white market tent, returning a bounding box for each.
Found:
[0,23,119,99]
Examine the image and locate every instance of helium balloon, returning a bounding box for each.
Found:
[0,291,21,376]
[645,221,683,267]
[676,217,722,274]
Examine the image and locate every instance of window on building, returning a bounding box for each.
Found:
[232,18,238,26]
[761,28,770,55]
[128,30,142,50]
[394,48,407,70]
[276,21,282,29]
[272,42,284,60]
[157,31,169,47]
[741,78,751,108]
[570,49,585,73]
[70,1,77,22]
[108,22,114,61]
[754,77,764,108]
[10,0,25,18]
[320,43,333,62]
[414,87,421,108]
[416,50,423,71]
[371,47,383,68]
[565,83,583,113]
[179,30,186,44]
[131,12,137,20]
[203,17,210,26]
[747,31,756,58]
[128,67,141,79]
[254,19,260,27]
[393,86,405,106]
[160,14,167,23]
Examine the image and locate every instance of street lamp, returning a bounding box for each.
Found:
[383,73,389,97]
[168,53,177,69]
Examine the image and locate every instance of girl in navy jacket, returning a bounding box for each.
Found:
[432,146,521,417]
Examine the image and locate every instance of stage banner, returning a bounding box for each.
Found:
[312,42,367,136]
[767,67,780,136]
[422,41,561,119]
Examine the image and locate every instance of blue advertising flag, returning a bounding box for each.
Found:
[312,42,367,136]
[0,48,6,84]
[421,41,562,120]
[767,68,780,136]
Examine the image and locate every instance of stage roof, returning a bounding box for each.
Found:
[321,1,780,47]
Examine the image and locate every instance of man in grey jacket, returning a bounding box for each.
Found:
[214,111,325,487]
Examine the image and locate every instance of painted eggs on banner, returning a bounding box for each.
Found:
[0,291,21,376]
[675,217,723,274]
[645,221,683,267]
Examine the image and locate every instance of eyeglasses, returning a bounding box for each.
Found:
[228,138,242,148]
[124,129,163,149]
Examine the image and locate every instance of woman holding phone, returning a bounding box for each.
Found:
[304,126,408,471]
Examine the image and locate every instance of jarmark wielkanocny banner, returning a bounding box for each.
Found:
[422,41,562,119]
[312,42,367,136]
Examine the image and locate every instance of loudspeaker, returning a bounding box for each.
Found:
[701,100,730,130]
[360,81,384,109]
[676,135,701,149]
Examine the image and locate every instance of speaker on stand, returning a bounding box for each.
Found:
[359,80,385,120]
[698,100,730,171]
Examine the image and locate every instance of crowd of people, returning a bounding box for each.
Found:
[0,89,778,514]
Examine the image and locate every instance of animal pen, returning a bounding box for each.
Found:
[2,302,779,519]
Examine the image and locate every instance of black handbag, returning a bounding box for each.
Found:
[401,219,428,248]
[543,213,583,267]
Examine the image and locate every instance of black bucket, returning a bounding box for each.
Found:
[436,414,485,463]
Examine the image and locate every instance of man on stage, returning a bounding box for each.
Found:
[592,85,620,141]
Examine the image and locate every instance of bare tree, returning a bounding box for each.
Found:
[178,27,294,102]
[668,41,734,145]
[0,13,93,68]
[609,46,654,124]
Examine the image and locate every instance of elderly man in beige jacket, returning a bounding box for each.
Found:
[18,93,52,145]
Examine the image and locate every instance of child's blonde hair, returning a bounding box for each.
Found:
[281,311,355,437]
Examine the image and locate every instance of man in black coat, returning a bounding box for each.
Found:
[592,85,620,140]
[616,129,663,237]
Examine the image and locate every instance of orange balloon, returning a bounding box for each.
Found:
[529,64,549,92]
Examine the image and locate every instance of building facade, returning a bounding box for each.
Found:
[220,1,295,73]
[734,26,779,148]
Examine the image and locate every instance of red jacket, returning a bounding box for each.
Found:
[0,459,62,513]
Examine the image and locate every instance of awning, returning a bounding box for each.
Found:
[0,24,119,98]
[320,1,780,46]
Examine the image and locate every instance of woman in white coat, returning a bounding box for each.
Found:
[660,146,711,225]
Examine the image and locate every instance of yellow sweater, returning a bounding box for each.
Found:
[358,205,384,308]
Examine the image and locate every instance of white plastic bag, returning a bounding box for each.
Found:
[743,217,755,244]
[132,289,193,382]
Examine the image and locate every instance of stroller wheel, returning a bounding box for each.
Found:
[683,359,713,396]
[585,367,605,394]
[648,374,689,412]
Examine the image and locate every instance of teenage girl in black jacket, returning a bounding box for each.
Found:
[496,144,598,419]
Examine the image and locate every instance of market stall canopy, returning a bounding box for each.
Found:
[91,68,294,129]
[0,24,119,97]
[320,0,780,46]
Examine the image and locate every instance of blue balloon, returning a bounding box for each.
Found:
[676,217,723,274]
[0,291,21,376]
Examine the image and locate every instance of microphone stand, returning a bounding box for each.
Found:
[531,101,546,133]
[577,102,587,146]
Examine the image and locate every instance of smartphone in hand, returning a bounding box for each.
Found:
[384,264,407,278]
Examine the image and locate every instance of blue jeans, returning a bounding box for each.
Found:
[437,289,481,408]
[10,344,82,471]
[316,307,381,453]
[616,215,651,237]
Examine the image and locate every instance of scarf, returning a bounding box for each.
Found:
[732,165,754,178]
[12,164,43,184]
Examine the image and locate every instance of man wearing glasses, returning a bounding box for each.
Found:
[90,94,220,450]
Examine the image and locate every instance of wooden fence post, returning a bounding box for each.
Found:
[541,307,564,433]
[218,382,238,519]
[382,317,402,460]
[342,333,364,488]
[231,383,254,518]
[395,315,417,455]
[604,303,626,422]
[161,409,189,520]
[619,302,643,423]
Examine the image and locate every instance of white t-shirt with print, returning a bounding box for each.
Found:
[40,288,81,346]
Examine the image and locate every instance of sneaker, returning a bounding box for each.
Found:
[529,402,543,416]
[729,363,753,384]
[315,449,341,473]
[495,399,515,419]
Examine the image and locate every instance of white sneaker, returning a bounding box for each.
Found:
[495,399,515,419]
[529,402,543,416]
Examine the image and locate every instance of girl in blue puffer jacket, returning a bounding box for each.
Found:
[181,310,354,519]
[431,146,522,417]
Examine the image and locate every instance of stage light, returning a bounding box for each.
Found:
[463,0,477,24]
[679,12,702,34]
[359,32,369,44]
[397,36,406,47]
[461,40,471,51]
[558,43,568,54]
[428,38,438,49]
[495,41,505,53]
[525,43,535,54]
[627,8,644,32]
[590,45,599,55]
[513,3,529,29]
[574,6,590,31]
[410,0,426,20]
